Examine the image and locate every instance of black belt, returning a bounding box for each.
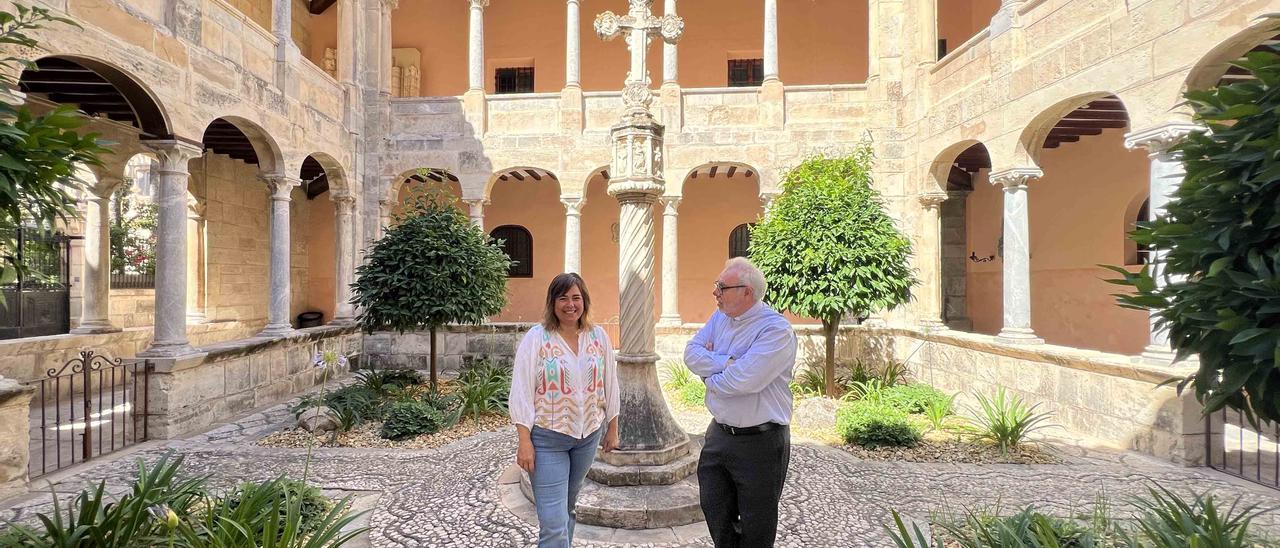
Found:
[715,421,782,436]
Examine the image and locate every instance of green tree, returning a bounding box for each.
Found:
[0,4,108,285]
[1106,28,1280,425]
[350,179,511,388]
[750,144,917,397]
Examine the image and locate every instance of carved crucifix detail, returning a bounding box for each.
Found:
[595,0,683,115]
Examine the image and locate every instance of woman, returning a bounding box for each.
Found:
[509,273,621,548]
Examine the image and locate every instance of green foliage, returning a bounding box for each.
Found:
[221,478,333,540]
[966,388,1056,455]
[750,144,918,395]
[355,368,420,394]
[456,359,512,420]
[1127,485,1271,547]
[0,5,109,288]
[108,180,157,275]
[845,379,889,404]
[379,392,460,440]
[1104,26,1280,425]
[0,453,365,547]
[886,486,1272,548]
[660,360,706,406]
[836,400,921,448]
[923,391,957,432]
[791,363,841,397]
[351,182,511,385]
[884,383,951,414]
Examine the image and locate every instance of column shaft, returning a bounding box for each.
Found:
[465,199,486,230]
[662,0,677,84]
[918,193,947,330]
[468,0,488,91]
[617,196,657,355]
[186,201,207,323]
[73,187,120,333]
[337,0,356,84]
[991,169,1042,344]
[566,0,581,87]
[140,141,203,357]
[563,196,583,273]
[763,0,779,81]
[658,196,680,325]
[260,176,300,336]
[272,0,292,49]
[380,1,394,95]
[334,195,357,322]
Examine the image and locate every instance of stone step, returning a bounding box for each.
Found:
[586,443,700,486]
[520,472,704,530]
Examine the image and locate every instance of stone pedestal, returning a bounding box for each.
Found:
[0,377,35,501]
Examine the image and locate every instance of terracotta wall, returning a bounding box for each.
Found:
[391,0,869,97]
[300,3,338,71]
[965,129,1149,354]
[579,172,626,331]
[936,0,1000,56]
[486,177,565,322]
[300,193,337,323]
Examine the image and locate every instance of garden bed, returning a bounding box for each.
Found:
[258,414,509,450]
[841,431,1060,464]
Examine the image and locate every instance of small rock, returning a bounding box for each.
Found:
[793,396,841,431]
[299,406,340,433]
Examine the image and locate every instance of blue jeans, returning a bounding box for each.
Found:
[529,425,604,548]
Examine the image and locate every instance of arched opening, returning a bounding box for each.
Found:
[487,166,562,321]
[490,225,533,278]
[936,0,1000,59]
[938,142,992,333]
[1023,95,1148,354]
[297,0,341,79]
[195,117,284,333]
[677,162,771,323]
[106,153,161,329]
[18,56,171,138]
[391,168,465,222]
[296,153,351,327]
[728,223,753,258]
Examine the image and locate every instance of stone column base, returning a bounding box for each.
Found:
[995,327,1043,345]
[258,324,297,338]
[657,315,682,327]
[70,322,122,334]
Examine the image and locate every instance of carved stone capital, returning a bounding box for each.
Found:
[260,174,301,201]
[918,191,948,209]
[142,140,204,175]
[333,193,357,215]
[659,195,680,215]
[1124,122,1202,155]
[988,167,1042,191]
[187,198,207,220]
[468,0,488,9]
[561,195,585,216]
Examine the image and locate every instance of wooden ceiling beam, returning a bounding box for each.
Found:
[308,0,336,14]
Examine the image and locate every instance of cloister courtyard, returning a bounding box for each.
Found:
[2,0,1280,545]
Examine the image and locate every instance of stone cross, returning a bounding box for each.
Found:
[595,0,683,115]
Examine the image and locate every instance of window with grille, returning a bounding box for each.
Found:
[495,67,535,94]
[491,225,533,277]
[727,59,764,87]
[729,223,754,258]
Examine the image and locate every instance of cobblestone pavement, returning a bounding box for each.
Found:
[4,380,1280,547]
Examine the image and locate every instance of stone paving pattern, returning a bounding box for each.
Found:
[4,380,1280,547]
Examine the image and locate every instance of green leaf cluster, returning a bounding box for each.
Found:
[455,359,513,421]
[749,143,918,324]
[1105,25,1280,425]
[0,5,108,289]
[836,400,922,448]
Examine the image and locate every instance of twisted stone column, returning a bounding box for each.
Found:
[139,140,203,357]
[562,195,584,273]
[1125,122,1200,364]
[990,168,1042,344]
[72,181,122,334]
[333,194,357,323]
[918,192,948,331]
[259,175,300,337]
[658,196,681,326]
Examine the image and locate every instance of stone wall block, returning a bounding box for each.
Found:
[0,382,34,500]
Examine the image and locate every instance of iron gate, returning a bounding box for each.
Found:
[1205,407,1279,490]
[0,226,74,340]
[27,350,151,478]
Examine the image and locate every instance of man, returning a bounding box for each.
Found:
[684,257,797,548]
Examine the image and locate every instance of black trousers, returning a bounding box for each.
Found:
[697,421,791,548]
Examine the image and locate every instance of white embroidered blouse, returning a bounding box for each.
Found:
[509,324,620,439]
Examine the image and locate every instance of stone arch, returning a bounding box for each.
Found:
[389,167,462,204]
[1013,92,1129,168]
[1184,19,1280,92]
[672,161,763,196]
[299,152,350,196]
[484,167,562,201]
[198,116,285,175]
[924,140,992,194]
[18,55,173,139]
[926,141,991,332]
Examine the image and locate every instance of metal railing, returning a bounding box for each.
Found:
[27,350,151,479]
[1206,407,1279,490]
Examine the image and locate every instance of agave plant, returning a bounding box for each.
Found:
[966,388,1056,455]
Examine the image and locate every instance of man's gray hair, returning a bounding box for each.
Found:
[725,257,767,303]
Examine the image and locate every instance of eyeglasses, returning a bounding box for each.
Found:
[714,281,748,292]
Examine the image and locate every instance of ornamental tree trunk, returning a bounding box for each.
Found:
[429,324,438,389]
[822,316,838,398]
